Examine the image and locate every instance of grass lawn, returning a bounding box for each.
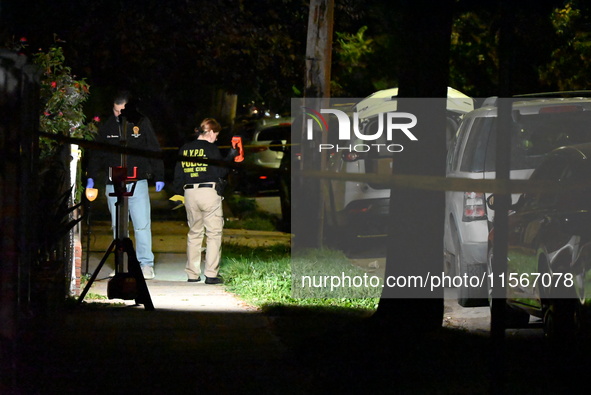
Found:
[220,243,379,314]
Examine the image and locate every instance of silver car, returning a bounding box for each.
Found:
[234,117,292,195]
[249,119,292,169]
[322,88,473,249]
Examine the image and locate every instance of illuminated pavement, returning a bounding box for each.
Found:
[81,219,291,312]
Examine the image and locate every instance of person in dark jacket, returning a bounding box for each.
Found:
[173,118,236,284]
[85,90,165,279]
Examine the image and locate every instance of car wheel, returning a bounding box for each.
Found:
[505,306,531,328]
[538,252,578,339]
[486,248,530,328]
[455,228,487,307]
[458,263,488,306]
[574,304,591,340]
[277,171,290,232]
[320,212,352,253]
[321,220,338,249]
[544,300,576,340]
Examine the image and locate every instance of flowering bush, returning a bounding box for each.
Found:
[33,45,98,159]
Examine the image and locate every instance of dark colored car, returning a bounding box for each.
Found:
[272,122,302,232]
[487,143,591,337]
[231,118,292,196]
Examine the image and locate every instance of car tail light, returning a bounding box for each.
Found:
[342,151,362,162]
[462,192,486,221]
[346,201,373,214]
[251,146,268,153]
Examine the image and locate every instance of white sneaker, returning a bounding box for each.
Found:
[142,265,155,280]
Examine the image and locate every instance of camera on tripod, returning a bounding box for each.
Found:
[78,107,155,310]
[106,165,139,301]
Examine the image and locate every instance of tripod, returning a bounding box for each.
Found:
[78,166,154,310]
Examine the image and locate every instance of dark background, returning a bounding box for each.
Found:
[1,0,583,148]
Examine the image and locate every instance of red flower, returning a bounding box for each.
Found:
[19,37,27,43]
[50,81,57,88]
[93,116,101,122]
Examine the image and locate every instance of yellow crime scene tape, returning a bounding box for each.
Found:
[40,131,586,196]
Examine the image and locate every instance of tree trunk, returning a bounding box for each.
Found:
[490,2,518,393]
[374,0,453,332]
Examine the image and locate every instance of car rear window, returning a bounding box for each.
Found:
[256,125,291,142]
[459,117,494,172]
[460,110,591,172]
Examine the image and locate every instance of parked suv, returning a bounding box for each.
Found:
[322,87,473,250]
[444,95,591,307]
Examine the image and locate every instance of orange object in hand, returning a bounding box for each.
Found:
[231,136,244,162]
[85,188,98,202]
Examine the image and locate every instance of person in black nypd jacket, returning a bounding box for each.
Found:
[173,118,237,284]
[85,90,165,280]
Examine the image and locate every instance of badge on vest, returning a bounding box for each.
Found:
[132,126,141,138]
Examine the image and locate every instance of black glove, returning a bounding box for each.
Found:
[226,148,239,161]
[215,178,228,196]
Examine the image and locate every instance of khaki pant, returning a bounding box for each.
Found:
[184,185,224,279]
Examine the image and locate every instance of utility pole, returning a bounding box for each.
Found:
[295,0,334,248]
[304,0,333,100]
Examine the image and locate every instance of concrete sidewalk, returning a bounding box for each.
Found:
[81,220,291,311]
